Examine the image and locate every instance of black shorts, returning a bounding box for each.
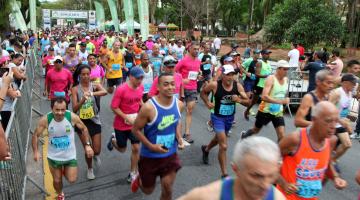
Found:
[184,89,197,102]
[82,119,101,136]
[114,129,139,148]
[107,78,122,88]
[335,126,348,135]
[255,111,285,129]
[253,86,263,96]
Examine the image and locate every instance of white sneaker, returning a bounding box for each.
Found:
[350,133,360,139]
[127,171,138,183]
[182,138,191,146]
[94,156,101,168]
[87,168,95,180]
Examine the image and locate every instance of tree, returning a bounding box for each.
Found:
[264,0,344,48]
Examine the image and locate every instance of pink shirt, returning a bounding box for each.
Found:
[149,73,182,97]
[328,58,343,78]
[111,83,144,130]
[175,55,201,90]
[42,55,55,70]
[90,65,105,79]
[45,68,73,101]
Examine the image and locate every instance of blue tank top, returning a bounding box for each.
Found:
[141,97,181,158]
[220,177,275,200]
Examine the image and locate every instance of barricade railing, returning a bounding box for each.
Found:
[0,46,48,200]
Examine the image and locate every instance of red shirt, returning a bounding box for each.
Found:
[297,45,305,62]
[175,55,201,90]
[45,68,73,101]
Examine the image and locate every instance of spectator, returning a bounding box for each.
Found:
[213,35,221,56]
[327,48,343,78]
[300,51,326,92]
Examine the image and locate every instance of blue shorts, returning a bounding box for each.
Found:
[243,79,256,92]
[211,114,234,134]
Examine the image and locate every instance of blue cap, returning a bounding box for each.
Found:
[129,66,145,78]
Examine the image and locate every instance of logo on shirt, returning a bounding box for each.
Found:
[65,125,71,133]
[158,114,176,130]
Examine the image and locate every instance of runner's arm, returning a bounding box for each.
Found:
[72,113,94,158]
[262,76,287,104]
[255,62,267,78]
[176,101,185,146]
[294,94,313,127]
[31,116,47,161]
[234,83,250,106]
[71,86,86,113]
[327,135,347,189]
[93,83,107,96]
[200,81,216,108]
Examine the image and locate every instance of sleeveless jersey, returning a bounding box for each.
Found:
[259,76,288,116]
[47,111,77,161]
[305,92,328,121]
[141,97,181,158]
[336,87,352,127]
[257,61,272,88]
[220,177,275,200]
[77,84,100,124]
[278,128,330,200]
[106,51,123,79]
[142,66,154,94]
[214,80,239,116]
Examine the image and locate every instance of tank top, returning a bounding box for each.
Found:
[64,55,80,70]
[257,60,272,88]
[305,92,328,121]
[47,111,77,161]
[220,177,275,200]
[124,50,135,70]
[278,128,330,200]
[214,80,239,116]
[106,51,123,79]
[142,66,153,94]
[78,50,89,64]
[141,97,181,158]
[259,76,288,116]
[77,84,101,124]
[336,87,352,127]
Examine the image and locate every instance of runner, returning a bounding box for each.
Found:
[173,40,186,61]
[107,67,144,183]
[123,42,136,83]
[159,38,169,56]
[149,44,164,77]
[175,42,201,143]
[63,43,81,73]
[198,44,216,90]
[179,137,286,200]
[243,49,273,120]
[294,70,334,127]
[329,74,356,163]
[131,72,184,200]
[85,36,95,54]
[88,54,105,85]
[104,41,124,94]
[138,53,153,102]
[78,42,89,64]
[200,64,249,177]
[241,60,290,141]
[276,101,347,199]
[32,97,94,200]
[241,49,261,98]
[71,64,107,180]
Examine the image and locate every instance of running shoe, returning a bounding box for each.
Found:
[243,110,250,121]
[57,193,65,200]
[241,130,252,139]
[93,156,101,168]
[131,174,140,193]
[350,132,360,139]
[183,134,194,144]
[249,109,256,116]
[206,121,213,132]
[107,132,115,151]
[87,168,95,180]
[201,145,209,164]
[127,171,138,183]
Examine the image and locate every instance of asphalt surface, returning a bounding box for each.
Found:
[31,91,359,200]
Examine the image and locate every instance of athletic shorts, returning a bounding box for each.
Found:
[335,126,348,135]
[107,78,122,88]
[79,119,101,137]
[211,114,234,134]
[255,111,285,129]
[243,80,256,93]
[47,158,77,169]
[138,153,181,188]
[184,89,197,102]
[114,129,140,148]
[253,86,263,96]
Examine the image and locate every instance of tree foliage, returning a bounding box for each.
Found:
[264,0,344,48]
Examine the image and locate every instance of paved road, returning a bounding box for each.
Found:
[35,92,359,200]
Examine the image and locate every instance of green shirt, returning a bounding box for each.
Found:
[257,61,272,88]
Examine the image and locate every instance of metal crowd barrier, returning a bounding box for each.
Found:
[0,47,48,200]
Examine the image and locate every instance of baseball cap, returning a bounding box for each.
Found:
[261,49,272,54]
[54,56,63,63]
[222,64,235,75]
[48,47,54,51]
[341,73,357,84]
[129,66,145,78]
[253,49,261,54]
[85,36,90,40]
[224,56,234,62]
[276,60,290,68]
[163,55,178,67]
[80,42,86,47]
[230,51,240,57]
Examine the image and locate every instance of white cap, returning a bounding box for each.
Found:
[148,34,153,38]
[85,36,90,40]
[223,64,235,74]
[276,60,290,68]
[54,56,63,62]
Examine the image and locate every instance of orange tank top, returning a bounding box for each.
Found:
[277,128,330,200]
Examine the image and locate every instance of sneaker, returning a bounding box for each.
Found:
[249,109,256,116]
[201,145,209,164]
[182,138,191,146]
[87,168,95,180]
[183,134,194,144]
[350,132,360,139]
[107,132,115,151]
[243,110,250,121]
[131,174,140,193]
[127,171,138,183]
[206,121,213,132]
[93,156,101,168]
[57,192,65,200]
[241,130,252,139]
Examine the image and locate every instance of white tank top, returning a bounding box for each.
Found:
[142,66,154,94]
[336,87,352,127]
[47,111,77,161]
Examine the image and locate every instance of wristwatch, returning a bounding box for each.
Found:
[85,141,91,146]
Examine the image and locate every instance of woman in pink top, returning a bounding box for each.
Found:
[149,56,184,99]
[87,54,105,85]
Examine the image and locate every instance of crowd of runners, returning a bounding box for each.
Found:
[1,28,360,200]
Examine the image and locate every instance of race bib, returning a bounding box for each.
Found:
[144,83,151,93]
[54,91,65,97]
[93,78,101,84]
[125,113,138,125]
[125,62,133,69]
[79,99,95,119]
[269,103,281,113]
[340,107,350,118]
[112,64,121,71]
[50,135,70,150]
[135,54,141,59]
[82,61,88,65]
[203,64,212,71]
[219,104,235,115]
[296,179,322,198]
[188,71,199,80]
[156,133,175,149]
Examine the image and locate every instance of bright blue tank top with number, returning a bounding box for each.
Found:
[141,97,181,158]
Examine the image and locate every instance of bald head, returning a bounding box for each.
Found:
[312,101,337,118]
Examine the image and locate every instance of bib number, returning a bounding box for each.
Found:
[296,179,322,198]
[125,62,133,68]
[93,78,101,84]
[135,54,141,59]
[203,64,212,71]
[219,104,235,115]
[50,135,70,150]
[188,71,199,80]
[156,133,175,149]
[112,64,121,71]
[153,61,161,71]
[144,83,151,93]
[79,99,95,119]
[54,91,65,97]
[269,103,281,113]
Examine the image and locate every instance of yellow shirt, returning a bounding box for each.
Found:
[106,50,123,79]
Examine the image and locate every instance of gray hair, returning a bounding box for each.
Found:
[315,69,332,82]
[311,101,336,117]
[232,136,280,168]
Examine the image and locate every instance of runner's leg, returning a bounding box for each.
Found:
[216,133,228,176]
[49,166,63,195]
[160,170,177,200]
[131,143,140,173]
[64,166,78,184]
[333,132,352,160]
